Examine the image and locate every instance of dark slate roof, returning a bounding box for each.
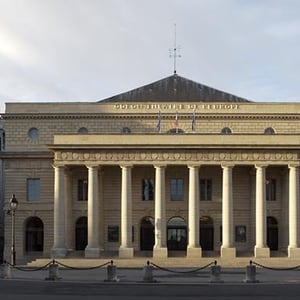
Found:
[100,74,252,103]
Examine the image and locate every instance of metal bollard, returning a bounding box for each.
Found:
[244,260,259,283]
[0,262,12,279]
[105,260,119,282]
[143,261,156,283]
[210,261,223,283]
[45,260,61,281]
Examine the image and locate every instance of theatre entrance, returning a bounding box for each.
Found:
[200,216,214,251]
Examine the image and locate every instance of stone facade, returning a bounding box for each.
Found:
[1,75,300,263]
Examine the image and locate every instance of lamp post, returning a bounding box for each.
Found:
[9,194,18,266]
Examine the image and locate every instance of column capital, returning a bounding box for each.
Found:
[86,164,100,169]
[52,163,65,169]
[187,164,201,169]
[255,164,268,169]
[154,164,167,169]
[221,163,235,169]
[288,163,300,169]
[120,164,133,169]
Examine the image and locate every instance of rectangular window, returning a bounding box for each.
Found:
[170,178,184,201]
[108,226,119,242]
[200,179,212,201]
[142,179,154,201]
[266,179,276,201]
[27,178,40,201]
[78,179,88,201]
[235,225,247,242]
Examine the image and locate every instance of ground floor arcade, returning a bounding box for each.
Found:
[48,159,300,260]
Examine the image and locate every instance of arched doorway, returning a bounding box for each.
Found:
[75,217,87,250]
[267,216,278,251]
[200,216,214,251]
[25,217,44,252]
[167,217,187,251]
[140,217,154,251]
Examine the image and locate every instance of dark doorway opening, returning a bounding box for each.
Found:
[75,216,87,250]
[267,216,278,251]
[167,217,187,251]
[25,217,44,252]
[200,216,214,251]
[140,217,154,251]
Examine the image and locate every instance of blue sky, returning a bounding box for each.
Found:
[0,0,300,112]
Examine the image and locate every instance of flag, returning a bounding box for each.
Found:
[157,111,162,133]
[174,112,179,133]
[191,110,196,132]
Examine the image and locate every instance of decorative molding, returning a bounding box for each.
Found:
[54,150,299,164]
[3,112,300,121]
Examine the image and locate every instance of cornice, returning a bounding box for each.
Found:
[2,113,300,121]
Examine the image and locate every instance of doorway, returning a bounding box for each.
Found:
[25,217,44,252]
[167,217,187,251]
[140,217,155,251]
[75,217,87,250]
[200,216,214,251]
[267,216,278,251]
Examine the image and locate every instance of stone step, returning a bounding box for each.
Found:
[26,257,300,269]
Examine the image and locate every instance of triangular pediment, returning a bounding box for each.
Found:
[100,74,252,103]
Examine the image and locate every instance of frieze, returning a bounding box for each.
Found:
[54,150,299,164]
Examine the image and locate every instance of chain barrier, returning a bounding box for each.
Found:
[251,260,300,271]
[149,261,215,274]
[54,260,112,270]
[3,259,112,272]
[3,260,52,272]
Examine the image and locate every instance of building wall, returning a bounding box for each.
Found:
[1,101,298,261]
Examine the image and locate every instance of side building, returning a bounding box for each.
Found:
[1,74,300,263]
[0,123,4,262]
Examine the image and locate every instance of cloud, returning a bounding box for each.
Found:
[1,0,300,112]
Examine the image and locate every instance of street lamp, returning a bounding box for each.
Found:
[9,194,18,265]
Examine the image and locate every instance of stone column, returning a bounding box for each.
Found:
[64,168,73,251]
[85,165,100,258]
[119,165,134,258]
[221,164,236,258]
[153,165,168,258]
[51,165,67,258]
[187,165,202,258]
[254,164,270,257]
[288,165,300,257]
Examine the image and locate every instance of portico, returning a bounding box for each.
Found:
[50,133,300,259]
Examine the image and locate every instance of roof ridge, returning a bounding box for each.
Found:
[99,74,252,103]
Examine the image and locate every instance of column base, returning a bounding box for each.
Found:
[288,247,300,258]
[85,247,101,258]
[51,247,67,258]
[187,246,202,258]
[153,247,168,258]
[119,247,134,258]
[221,247,236,259]
[254,246,270,258]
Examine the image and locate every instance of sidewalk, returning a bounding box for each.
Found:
[3,262,300,285]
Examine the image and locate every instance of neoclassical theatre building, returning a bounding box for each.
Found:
[2,74,300,262]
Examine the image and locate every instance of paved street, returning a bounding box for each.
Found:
[1,265,300,299]
[1,280,300,300]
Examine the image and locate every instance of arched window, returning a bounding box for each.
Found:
[75,217,87,250]
[121,127,131,134]
[78,127,88,134]
[25,217,44,252]
[221,127,232,135]
[167,217,187,250]
[264,127,275,135]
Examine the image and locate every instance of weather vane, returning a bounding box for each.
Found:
[169,23,181,74]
